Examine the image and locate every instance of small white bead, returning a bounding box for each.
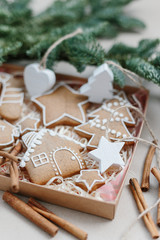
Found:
[111,129,116,134]
[102,119,107,124]
[115,117,120,122]
[113,102,118,106]
[96,119,100,123]
[107,103,112,108]
[116,132,121,137]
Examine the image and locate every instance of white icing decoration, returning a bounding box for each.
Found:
[124,117,129,121]
[113,102,118,106]
[0,74,24,106]
[96,124,101,128]
[102,119,107,124]
[107,103,112,108]
[110,118,114,122]
[101,126,106,130]
[111,129,116,134]
[116,132,121,137]
[88,137,125,173]
[0,125,5,131]
[52,147,82,175]
[96,119,100,123]
[31,152,49,168]
[119,113,124,117]
[20,160,26,168]
[71,156,76,161]
[90,121,96,127]
[123,134,127,138]
[113,112,118,116]
[115,117,120,122]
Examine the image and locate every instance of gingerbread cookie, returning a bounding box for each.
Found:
[17,116,40,136]
[32,84,88,128]
[105,91,135,126]
[0,72,24,121]
[21,129,86,184]
[0,119,19,149]
[75,92,135,149]
[76,169,105,193]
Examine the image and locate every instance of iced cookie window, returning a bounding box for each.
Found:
[31,153,49,167]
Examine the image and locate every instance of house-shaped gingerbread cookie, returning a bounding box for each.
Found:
[21,129,86,185]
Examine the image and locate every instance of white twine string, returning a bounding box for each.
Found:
[40,28,83,69]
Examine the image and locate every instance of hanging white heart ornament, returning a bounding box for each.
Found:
[24,63,56,97]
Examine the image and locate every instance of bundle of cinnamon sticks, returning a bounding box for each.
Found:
[3,191,88,239]
[129,141,160,239]
[129,178,159,239]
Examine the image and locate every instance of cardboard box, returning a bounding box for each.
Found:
[0,64,149,219]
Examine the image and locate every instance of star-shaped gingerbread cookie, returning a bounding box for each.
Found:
[75,169,105,193]
[17,116,40,135]
[32,84,88,128]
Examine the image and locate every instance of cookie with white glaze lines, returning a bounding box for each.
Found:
[75,101,134,150]
[17,116,40,136]
[21,129,86,185]
[105,91,135,126]
[75,169,105,193]
[0,72,24,121]
[0,119,19,149]
[32,84,89,128]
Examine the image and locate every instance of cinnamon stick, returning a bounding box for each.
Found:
[157,184,160,227]
[28,198,88,240]
[3,192,58,236]
[9,142,22,193]
[141,141,156,192]
[130,178,159,238]
[151,167,160,227]
[0,151,20,163]
[130,181,159,239]
[151,167,160,183]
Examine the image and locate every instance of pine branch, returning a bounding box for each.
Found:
[125,58,160,85]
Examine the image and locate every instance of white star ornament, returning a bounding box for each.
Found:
[88,136,125,173]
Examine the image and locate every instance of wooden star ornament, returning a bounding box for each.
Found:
[88,137,125,173]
